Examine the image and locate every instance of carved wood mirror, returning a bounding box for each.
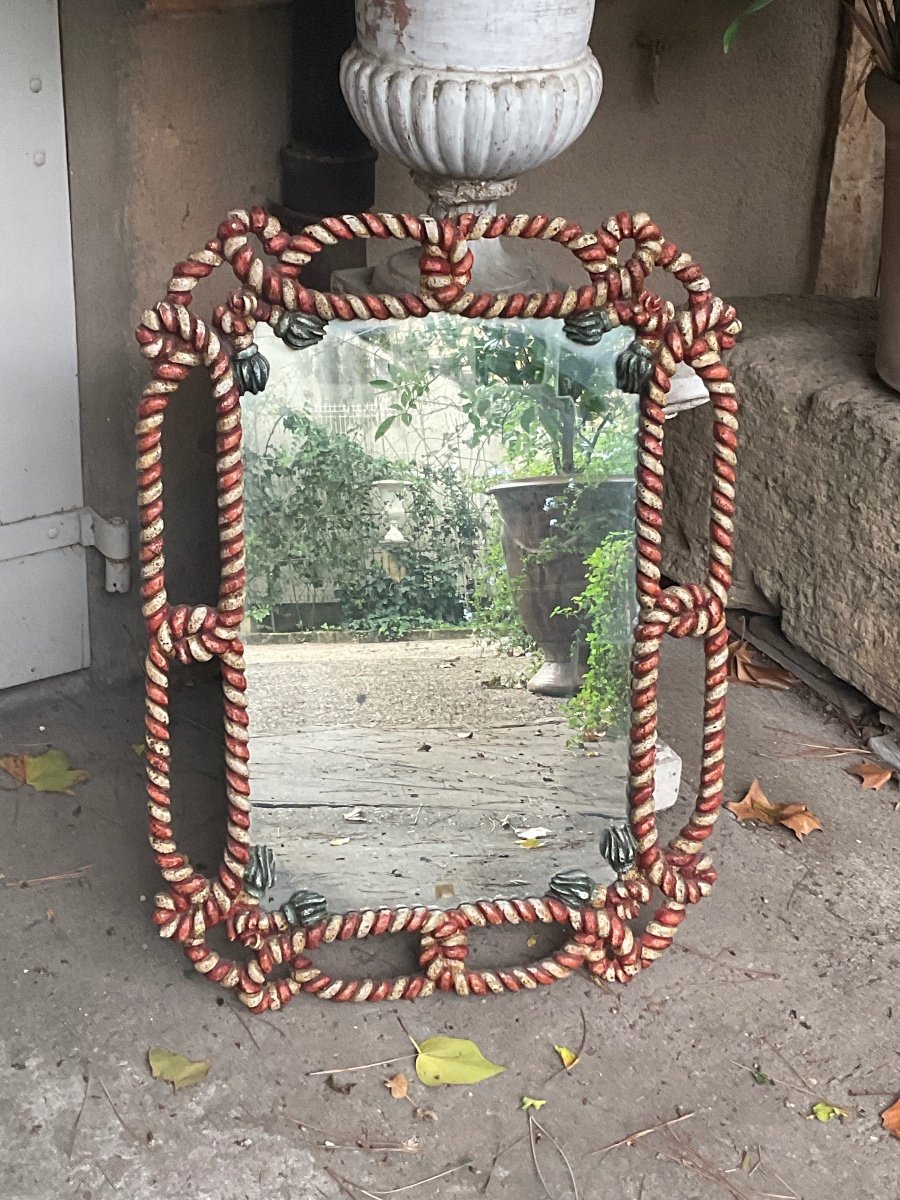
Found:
[136,207,740,1011]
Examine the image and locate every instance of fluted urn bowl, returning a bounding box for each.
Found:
[340,0,602,189]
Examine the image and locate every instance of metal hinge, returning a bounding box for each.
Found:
[79,509,130,593]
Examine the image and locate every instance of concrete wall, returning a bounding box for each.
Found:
[373,0,843,296]
[61,0,291,682]
[60,0,841,685]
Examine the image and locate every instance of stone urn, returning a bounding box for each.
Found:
[866,69,900,393]
[487,476,633,696]
[340,0,602,293]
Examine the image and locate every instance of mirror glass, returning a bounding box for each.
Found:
[239,313,644,912]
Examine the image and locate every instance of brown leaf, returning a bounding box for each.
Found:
[728,640,796,690]
[881,1097,900,1137]
[726,778,780,824]
[0,754,27,784]
[385,1072,410,1100]
[846,760,894,790]
[779,808,823,841]
[727,779,822,840]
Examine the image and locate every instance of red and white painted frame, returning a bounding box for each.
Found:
[135,207,741,1011]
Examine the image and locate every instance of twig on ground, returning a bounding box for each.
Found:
[588,1111,696,1157]
[480,1133,528,1194]
[69,1071,91,1159]
[5,865,93,888]
[289,1116,418,1153]
[232,1005,264,1052]
[677,943,780,981]
[849,1087,897,1096]
[96,1076,142,1144]
[543,1006,588,1084]
[784,867,811,914]
[531,1115,579,1200]
[528,1112,555,1200]
[729,1059,820,1100]
[307,1054,415,1078]
[326,1162,472,1198]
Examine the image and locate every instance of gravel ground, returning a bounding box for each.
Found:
[244,638,561,733]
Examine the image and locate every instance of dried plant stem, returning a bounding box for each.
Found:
[327,1162,472,1199]
[728,1059,820,1100]
[96,1076,142,1144]
[589,1111,696,1157]
[6,864,92,888]
[69,1071,91,1159]
[531,1115,579,1200]
[307,1054,414,1077]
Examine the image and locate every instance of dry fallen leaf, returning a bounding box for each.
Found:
[808,1101,850,1123]
[343,807,367,823]
[434,880,455,899]
[0,749,88,795]
[414,1035,504,1087]
[779,808,823,840]
[728,639,796,690]
[385,1072,410,1100]
[329,837,351,847]
[846,760,894,790]
[880,1097,900,1137]
[726,779,822,841]
[514,826,553,840]
[554,1045,579,1071]
[148,1047,211,1090]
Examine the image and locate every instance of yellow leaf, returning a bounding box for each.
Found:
[808,1102,849,1123]
[414,1036,505,1087]
[526,935,538,948]
[385,1072,410,1100]
[517,838,544,849]
[148,1047,211,1090]
[23,750,88,795]
[329,837,350,847]
[881,1097,900,1137]
[554,1045,579,1071]
[521,1096,546,1110]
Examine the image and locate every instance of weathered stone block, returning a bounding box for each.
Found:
[662,296,900,713]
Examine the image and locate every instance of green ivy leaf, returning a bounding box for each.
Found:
[414,1035,505,1087]
[751,1067,775,1086]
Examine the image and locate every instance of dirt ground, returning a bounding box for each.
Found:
[1,636,898,1200]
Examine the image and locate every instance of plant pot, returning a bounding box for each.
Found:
[866,70,900,393]
[487,476,633,696]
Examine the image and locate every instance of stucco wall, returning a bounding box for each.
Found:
[61,1,291,682]
[372,0,843,295]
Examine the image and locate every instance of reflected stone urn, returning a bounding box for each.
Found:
[339,0,602,293]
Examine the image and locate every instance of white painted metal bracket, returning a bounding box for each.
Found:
[78,509,130,593]
[0,507,130,594]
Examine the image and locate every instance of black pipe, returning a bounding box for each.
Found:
[277,0,376,260]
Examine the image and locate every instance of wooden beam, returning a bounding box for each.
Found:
[815,9,884,298]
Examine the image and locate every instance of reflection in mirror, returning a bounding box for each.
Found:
[239,314,672,914]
